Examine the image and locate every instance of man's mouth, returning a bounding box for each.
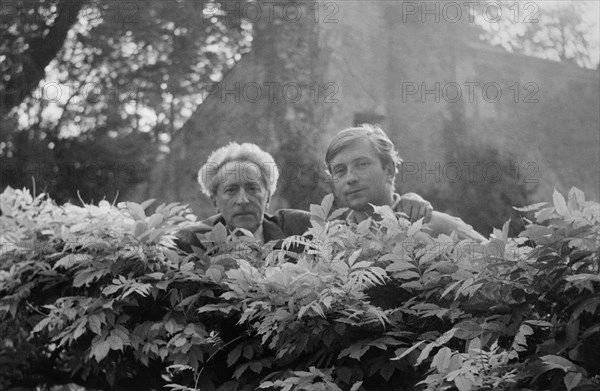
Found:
[345,188,365,197]
[234,211,255,217]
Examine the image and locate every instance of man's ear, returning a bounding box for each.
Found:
[210,194,218,209]
[384,163,395,183]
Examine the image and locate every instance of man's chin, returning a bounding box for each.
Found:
[231,216,260,233]
[348,199,370,212]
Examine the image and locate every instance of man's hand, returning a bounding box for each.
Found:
[397,192,433,223]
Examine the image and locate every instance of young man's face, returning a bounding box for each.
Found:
[328,138,395,211]
[211,161,270,233]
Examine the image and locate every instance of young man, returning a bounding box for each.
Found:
[325,124,486,242]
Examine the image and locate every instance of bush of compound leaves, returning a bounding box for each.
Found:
[1,185,599,391]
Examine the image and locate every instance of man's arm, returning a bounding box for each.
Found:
[174,222,213,253]
[422,211,487,243]
[397,192,433,223]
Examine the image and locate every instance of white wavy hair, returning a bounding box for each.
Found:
[197,142,279,197]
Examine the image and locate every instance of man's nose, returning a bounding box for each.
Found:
[345,167,359,183]
[235,189,249,204]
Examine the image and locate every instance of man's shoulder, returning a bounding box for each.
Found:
[271,208,311,219]
[268,209,312,236]
[174,215,220,253]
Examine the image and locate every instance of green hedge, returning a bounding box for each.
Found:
[1,187,598,391]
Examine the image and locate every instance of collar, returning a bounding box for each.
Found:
[207,213,280,243]
[253,225,265,243]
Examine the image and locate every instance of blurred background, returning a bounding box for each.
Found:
[1,0,599,236]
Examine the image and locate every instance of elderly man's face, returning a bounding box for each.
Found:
[329,139,394,211]
[211,161,270,233]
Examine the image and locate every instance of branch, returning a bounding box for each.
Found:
[1,0,87,115]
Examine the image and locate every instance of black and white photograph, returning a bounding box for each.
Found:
[1,1,599,390]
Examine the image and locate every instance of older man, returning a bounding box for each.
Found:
[325,124,486,242]
[176,142,433,252]
[176,143,311,252]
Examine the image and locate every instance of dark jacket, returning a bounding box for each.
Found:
[175,209,312,253]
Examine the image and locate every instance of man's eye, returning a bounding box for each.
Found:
[224,187,237,194]
[332,167,345,176]
[357,160,370,168]
[247,185,260,192]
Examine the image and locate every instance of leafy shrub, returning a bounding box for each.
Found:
[1,186,598,391]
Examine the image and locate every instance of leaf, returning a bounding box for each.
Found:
[467,338,481,358]
[432,346,452,373]
[349,381,363,391]
[227,344,243,367]
[73,267,110,287]
[127,202,146,220]
[54,254,91,270]
[441,280,462,299]
[385,259,416,273]
[454,322,482,340]
[73,319,87,340]
[310,204,326,222]
[541,355,576,372]
[416,342,438,366]
[454,375,474,391]
[514,202,549,212]
[564,371,582,391]
[242,345,254,360]
[91,340,110,362]
[525,320,553,328]
[407,219,423,237]
[400,281,423,291]
[380,365,394,382]
[140,199,156,210]
[88,314,103,335]
[211,223,228,242]
[33,317,52,333]
[571,296,600,319]
[339,344,370,360]
[391,270,420,280]
[393,341,426,361]
[206,266,223,283]
[347,250,361,267]
[321,193,334,217]
[134,221,148,237]
[147,213,164,228]
[553,188,568,216]
[329,207,348,221]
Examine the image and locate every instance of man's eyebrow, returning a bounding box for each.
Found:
[331,156,371,166]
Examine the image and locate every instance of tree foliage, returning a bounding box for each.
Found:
[475,1,599,69]
[0,0,87,115]
[1,0,251,203]
[1,186,598,390]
